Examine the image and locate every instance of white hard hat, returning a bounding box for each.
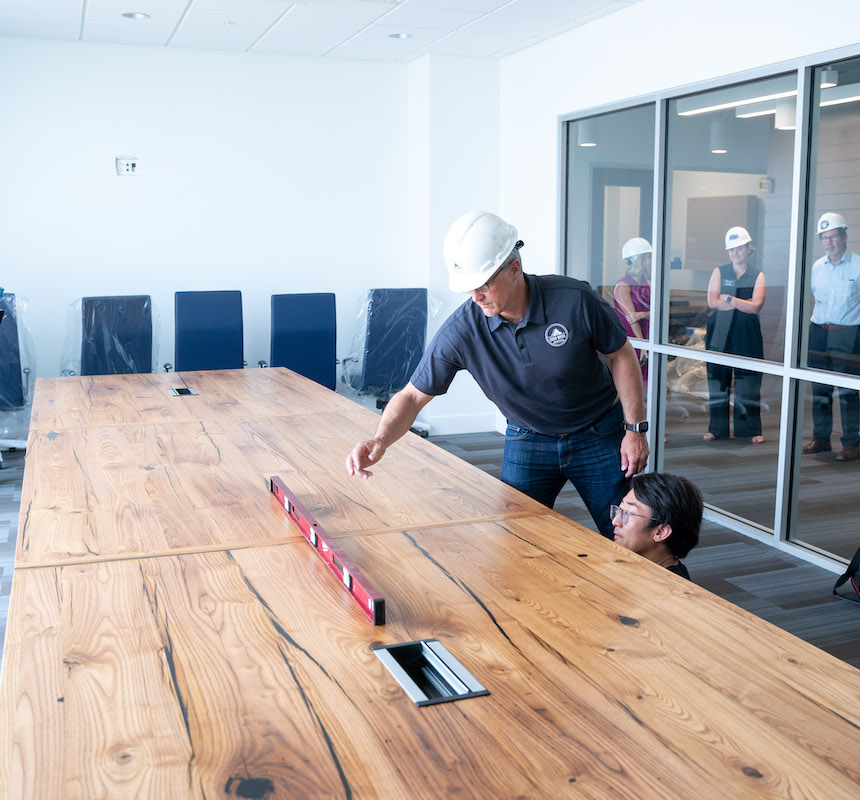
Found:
[622,237,651,261]
[725,226,752,249]
[817,212,847,234]
[444,211,520,293]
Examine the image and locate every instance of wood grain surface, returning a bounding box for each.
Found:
[3,369,860,799]
[28,368,357,431]
[3,518,859,798]
[17,402,543,566]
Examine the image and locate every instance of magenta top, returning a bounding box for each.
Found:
[613,275,650,340]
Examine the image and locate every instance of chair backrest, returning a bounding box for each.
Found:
[81,295,153,376]
[174,291,244,372]
[0,293,24,410]
[353,288,428,400]
[270,293,336,390]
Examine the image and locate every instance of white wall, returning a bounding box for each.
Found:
[0,38,411,383]
[0,38,507,434]
[407,54,502,434]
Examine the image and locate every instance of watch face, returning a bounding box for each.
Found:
[626,421,648,433]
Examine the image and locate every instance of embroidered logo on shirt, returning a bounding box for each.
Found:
[545,323,569,347]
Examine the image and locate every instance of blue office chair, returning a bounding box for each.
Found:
[0,293,31,466]
[266,293,337,390]
[350,288,428,407]
[80,295,153,375]
[172,290,244,372]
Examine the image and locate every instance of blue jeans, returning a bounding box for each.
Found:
[500,404,628,539]
[809,323,860,447]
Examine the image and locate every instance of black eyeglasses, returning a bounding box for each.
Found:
[610,504,659,526]
[474,263,508,294]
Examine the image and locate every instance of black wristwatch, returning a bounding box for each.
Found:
[623,420,649,433]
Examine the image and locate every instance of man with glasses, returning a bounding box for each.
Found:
[802,212,860,462]
[346,211,649,539]
[611,473,702,580]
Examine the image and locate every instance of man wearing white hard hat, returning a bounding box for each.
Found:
[347,211,649,540]
[803,212,860,462]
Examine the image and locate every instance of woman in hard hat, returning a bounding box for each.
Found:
[614,238,652,387]
[703,226,766,443]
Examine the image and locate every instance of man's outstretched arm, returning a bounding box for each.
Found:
[346,382,435,478]
[604,341,649,477]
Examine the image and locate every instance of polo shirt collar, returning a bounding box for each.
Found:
[523,274,547,326]
[486,273,546,332]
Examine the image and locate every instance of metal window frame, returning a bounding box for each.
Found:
[556,42,860,572]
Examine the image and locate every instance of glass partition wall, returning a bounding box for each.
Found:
[564,106,656,408]
[792,57,860,561]
[561,50,860,569]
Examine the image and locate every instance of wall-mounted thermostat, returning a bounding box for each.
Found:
[116,157,139,175]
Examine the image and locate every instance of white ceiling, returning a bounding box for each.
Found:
[0,0,642,62]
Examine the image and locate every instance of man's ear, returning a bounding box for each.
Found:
[508,258,522,276]
[652,523,672,544]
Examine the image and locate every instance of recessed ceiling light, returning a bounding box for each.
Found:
[122,12,150,20]
[389,33,411,40]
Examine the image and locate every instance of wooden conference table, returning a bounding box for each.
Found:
[1,368,859,798]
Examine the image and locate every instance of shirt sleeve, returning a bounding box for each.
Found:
[583,288,629,354]
[409,319,465,396]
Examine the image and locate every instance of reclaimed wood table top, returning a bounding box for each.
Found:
[2,368,859,799]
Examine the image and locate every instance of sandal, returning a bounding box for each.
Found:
[703,432,716,441]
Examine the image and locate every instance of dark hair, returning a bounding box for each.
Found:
[629,472,703,558]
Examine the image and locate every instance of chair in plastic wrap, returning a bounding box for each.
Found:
[350,288,428,408]
[0,293,31,466]
[80,295,153,375]
[264,293,337,390]
[171,291,244,372]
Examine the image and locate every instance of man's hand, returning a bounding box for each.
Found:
[346,439,388,479]
[620,431,649,478]
[344,383,434,480]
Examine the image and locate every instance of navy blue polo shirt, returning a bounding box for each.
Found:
[410,273,627,435]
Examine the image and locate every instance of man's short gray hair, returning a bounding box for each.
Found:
[502,245,522,270]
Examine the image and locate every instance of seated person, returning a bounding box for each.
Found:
[610,472,702,580]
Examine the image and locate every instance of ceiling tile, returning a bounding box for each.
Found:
[85,0,190,25]
[193,0,292,12]
[329,22,443,59]
[84,20,176,46]
[463,13,565,38]
[252,0,396,56]
[170,8,283,52]
[496,0,618,21]
[1,0,641,62]
[430,28,520,57]
[380,4,483,31]
[403,0,505,11]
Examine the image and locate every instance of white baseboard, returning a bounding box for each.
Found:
[419,411,498,436]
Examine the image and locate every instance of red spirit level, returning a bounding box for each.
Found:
[270,476,386,625]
